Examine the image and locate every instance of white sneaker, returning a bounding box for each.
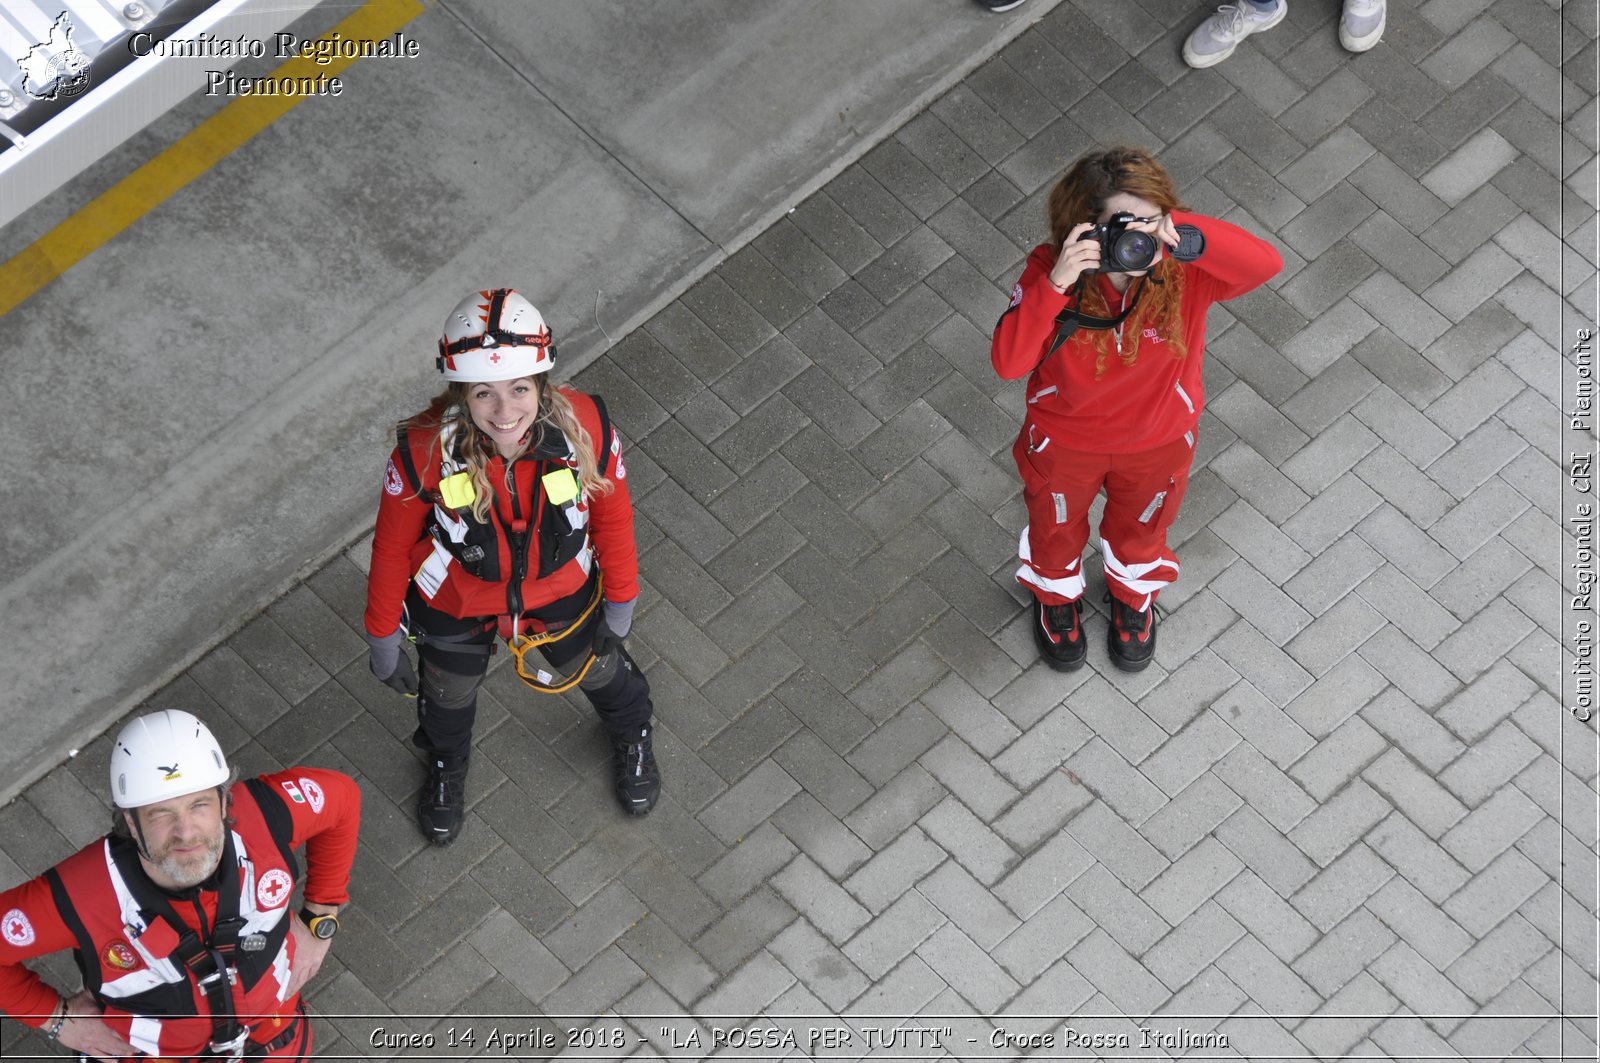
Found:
[1182,1,1288,69]
[1340,0,1386,52]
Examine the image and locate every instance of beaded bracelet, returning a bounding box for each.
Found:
[43,998,66,1042]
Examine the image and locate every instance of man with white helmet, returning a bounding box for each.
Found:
[0,710,359,1060]
[365,288,660,843]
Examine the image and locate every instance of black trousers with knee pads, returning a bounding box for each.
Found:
[406,578,652,760]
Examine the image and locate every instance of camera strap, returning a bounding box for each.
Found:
[1047,275,1149,356]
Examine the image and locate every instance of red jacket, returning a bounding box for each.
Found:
[991,211,1282,453]
[364,387,639,637]
[0,768,359,1055]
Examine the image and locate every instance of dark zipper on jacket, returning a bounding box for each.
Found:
[190,895,210,942]
[505,457,528,620]
[502,456,547,622]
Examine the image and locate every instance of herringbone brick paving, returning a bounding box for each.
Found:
[5,0,1596,1058]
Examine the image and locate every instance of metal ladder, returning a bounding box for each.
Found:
[0,0,319,227]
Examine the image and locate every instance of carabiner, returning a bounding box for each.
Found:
[503,576,605,695]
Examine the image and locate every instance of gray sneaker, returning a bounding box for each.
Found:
[1340,0,1386,52]
[1182,1,1288,69]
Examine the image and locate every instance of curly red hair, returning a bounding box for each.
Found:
[1047,145,1189,376]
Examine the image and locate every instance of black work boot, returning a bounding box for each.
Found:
[1033,598,1087,672]
[1107,596,1157,672]
[612,725,661,816]
[418,756,469,845]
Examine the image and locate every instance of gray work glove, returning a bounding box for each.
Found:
[602,598,636,639]
[366,629,417,696]
[593,598,637,659]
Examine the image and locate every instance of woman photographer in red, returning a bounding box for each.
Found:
[992,145,1282,674]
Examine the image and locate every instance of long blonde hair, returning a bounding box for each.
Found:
[1047,145,1189,377]
[404,380,614,523]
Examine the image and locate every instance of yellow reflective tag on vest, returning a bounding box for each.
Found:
[543,467,580,506]
[438,471,475,510]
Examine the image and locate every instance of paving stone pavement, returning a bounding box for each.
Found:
[5,0,1597,1058]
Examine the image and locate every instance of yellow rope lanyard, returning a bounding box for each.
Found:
[505,575,605,695]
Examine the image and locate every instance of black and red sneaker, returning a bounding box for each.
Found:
[1107,596,1157,672]
[1033,598,1087,672]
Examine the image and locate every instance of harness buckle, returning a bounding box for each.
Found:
[209,1028,250,1059]
[195,965,237,990]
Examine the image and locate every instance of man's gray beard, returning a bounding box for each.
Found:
[150,830,225,888]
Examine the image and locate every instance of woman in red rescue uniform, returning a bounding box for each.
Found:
[364,288,659,845]
[992,146,1281,673]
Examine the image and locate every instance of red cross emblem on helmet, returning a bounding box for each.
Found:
[436,288,555,382]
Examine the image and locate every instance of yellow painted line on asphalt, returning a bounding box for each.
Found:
[0,0,425,316]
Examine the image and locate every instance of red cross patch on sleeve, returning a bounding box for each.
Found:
[2,908,34,947]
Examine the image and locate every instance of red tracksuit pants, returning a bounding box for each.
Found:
[1012,428,1195,611]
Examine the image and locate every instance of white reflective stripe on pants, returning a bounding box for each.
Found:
[1100,538,1179,612]
[1016,526,1085,599]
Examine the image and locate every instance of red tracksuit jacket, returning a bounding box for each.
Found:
[364,387,639,637]
[991,211,1283,454]
[0,768,359,1057]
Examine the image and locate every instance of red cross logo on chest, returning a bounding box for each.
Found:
[256,869,293,909]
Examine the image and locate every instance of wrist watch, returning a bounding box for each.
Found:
[299,907,339,940]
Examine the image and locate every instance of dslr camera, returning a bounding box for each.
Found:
[1081,211,1159,273]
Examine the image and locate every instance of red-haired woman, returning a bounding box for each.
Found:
[364,289,659,844]
[992,146,1282,673]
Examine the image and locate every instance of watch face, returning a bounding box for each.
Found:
[310,916,337,939]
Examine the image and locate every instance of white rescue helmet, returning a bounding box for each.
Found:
[437,288,555,382]
[109,709,230,809]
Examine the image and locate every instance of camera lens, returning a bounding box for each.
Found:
[1111,231,1157,272]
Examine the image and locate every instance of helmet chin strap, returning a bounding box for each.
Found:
[127,809,153,862]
